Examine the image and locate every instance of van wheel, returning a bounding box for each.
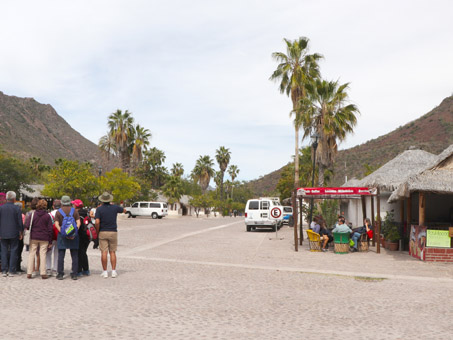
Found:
[246,225,251,232]
[151,213,158,219]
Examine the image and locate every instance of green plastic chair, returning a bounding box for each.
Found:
[333,232,350,254]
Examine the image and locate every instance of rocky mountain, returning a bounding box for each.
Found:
[0,91,103,165]
[248,95,453,195]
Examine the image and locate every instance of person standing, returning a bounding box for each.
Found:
[46,199,61,276]
[0,191,24,277]
[54,196,80,280]
[25,199,53,279]
[72,199,90,276]
[95,192,126,278]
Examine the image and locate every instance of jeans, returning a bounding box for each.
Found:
[352,232,361,249]
[1,238,19,274]
[78,237,90,273]
[17,238,24,271]
[57,249,78,275]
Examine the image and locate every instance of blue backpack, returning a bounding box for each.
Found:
[58,208,78,239]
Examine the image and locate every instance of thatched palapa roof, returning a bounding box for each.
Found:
[389,144,453,202]
[353,148,437,192]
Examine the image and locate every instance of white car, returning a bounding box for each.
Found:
[244,197,283,232]
[125,202,168,219]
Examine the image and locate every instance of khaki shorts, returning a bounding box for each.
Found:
[99,231,118,252]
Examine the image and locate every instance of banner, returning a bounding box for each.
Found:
[297,187,374,198]
[427,229,451,248]
[410,225,427,260]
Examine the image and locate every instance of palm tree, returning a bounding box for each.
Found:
[215,146,231,200]
[270,37,323,190]
[98,134,117,160]
[162,175,184,210]
[227,165,239,200]
[103,109,135,172]
[171,163,184,177]
[192,155,215,194]
[130,124,152,167]
[299,79,359,186]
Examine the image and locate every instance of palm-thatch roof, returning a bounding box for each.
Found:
[353,148,437,192]
[389,144,453,202]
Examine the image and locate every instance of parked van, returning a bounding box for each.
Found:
[125,202,168,219]
[244,197,283,232]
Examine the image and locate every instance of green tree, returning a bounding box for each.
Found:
[171,163,184,177]
[42,160,99,203]
[191,155,215,194]
[300,79,359,186]
[135,147,168,188]
[215,146,231,200]
[270,37,323,190]
[162,175,184,209]
[0,155,33,193]
[227,164,240,200]
[98,168,141,203]
[189,194,213,218]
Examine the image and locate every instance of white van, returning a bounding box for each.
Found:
[244,197,283,232]
[125,202,168,219]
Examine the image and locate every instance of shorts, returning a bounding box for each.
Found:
[99,231,118,252]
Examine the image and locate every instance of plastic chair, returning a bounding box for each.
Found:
[306,230,322,252]
[333,232,350,254]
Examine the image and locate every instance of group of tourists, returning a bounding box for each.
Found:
[310,214,373,252]
[0,190,125,280]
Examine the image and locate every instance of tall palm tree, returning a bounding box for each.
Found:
[227,165,239,200]
[106,109,135,171]
[299,79,359,186]
[98,134,117,160]
[270,37,323,190]
[130,124,152,167]
[215,146,231,200]
[171,163,184,177]
[192,155,215,194]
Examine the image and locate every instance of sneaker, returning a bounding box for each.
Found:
[82,270,90,276]
[2,273,7,277]
[76,272,83,277]
[27,274,32,279]
[8,273,15,277]
[70,273,78,280]
[111,270,118,278]
[322,248,328,252]
[46,269,52,276]
[101,271,108,279]
[56,273,64,280]
[42,275,49,280]
[17,268,25,274]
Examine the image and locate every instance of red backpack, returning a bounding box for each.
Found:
[83,216,98,241]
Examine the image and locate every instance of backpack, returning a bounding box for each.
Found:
[58,208,78,239]
[83,216,98,241]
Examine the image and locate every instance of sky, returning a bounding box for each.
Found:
[1,0,453,182]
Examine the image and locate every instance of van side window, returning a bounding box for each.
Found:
[248,201,259,210]
[140,203,148,208]
[260,201,269,210]
[132,203,139,208]
[150,203,160,208]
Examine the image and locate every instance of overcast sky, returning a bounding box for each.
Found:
[1,0,452,182]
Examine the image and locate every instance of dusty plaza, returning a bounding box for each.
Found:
[0,215,451,340]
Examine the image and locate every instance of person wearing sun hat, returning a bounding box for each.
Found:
[94,192,126,278]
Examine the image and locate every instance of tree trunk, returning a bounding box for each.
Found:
[220,171,225,200]
[294,127,300,189]
[318,163,325,187]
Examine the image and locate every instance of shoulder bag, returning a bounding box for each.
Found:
[23,211,35,246]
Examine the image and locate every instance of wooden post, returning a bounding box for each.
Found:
[407,195,412,230]
[419,192,425,225]
[371,195,375,246]
[376,187,381,254]
[292,189,298,252]
[400,200,405,252]
[361,196,367,222]
[299,197,303,245]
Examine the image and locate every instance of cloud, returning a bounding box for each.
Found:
[1,0,453,182]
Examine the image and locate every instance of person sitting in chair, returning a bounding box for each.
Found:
[350,218,373,252]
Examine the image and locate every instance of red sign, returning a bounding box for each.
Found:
[297,187,373,197]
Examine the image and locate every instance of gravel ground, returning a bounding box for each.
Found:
[2,216,452,339]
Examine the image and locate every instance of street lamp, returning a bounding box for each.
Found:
[98,165,103,177]
[308,132,320,227]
